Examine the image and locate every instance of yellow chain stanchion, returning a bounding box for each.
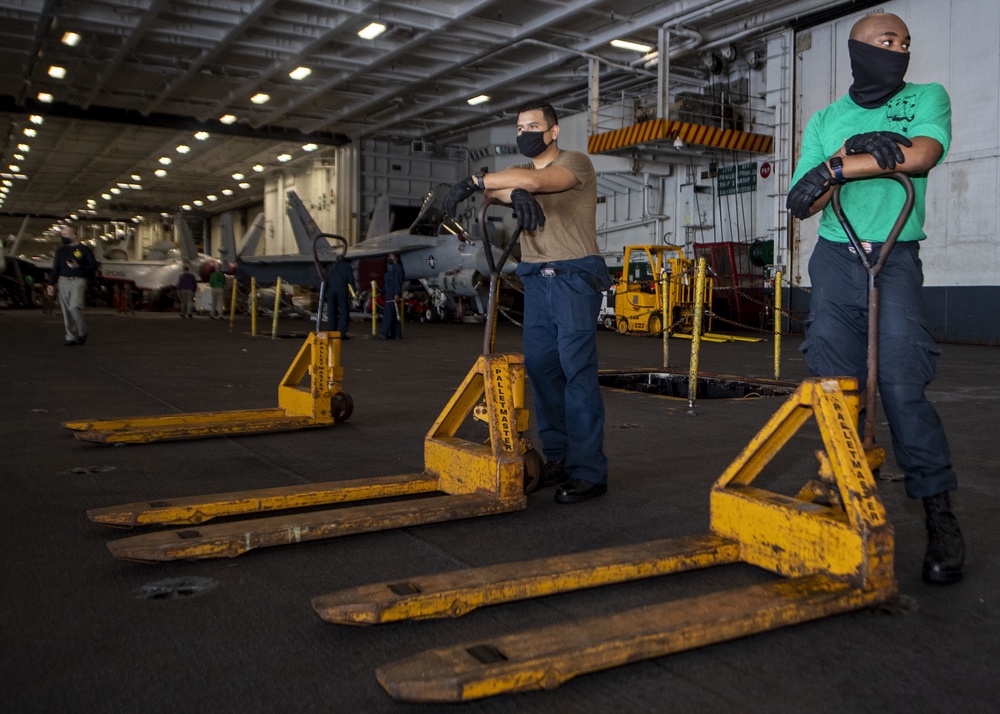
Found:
[370,280,377,335]
[774,271,782,380]
[687,257,707,415]
[228,277,238,334]
[250,277,257,337]
[660,270,670,368]
[271,277,282,339]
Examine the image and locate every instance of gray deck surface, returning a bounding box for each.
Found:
[1,307,996,713]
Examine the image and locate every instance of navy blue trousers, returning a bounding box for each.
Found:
[379,298,402,339]
[325,289,351,335]
[802,238,956,499]
[521,270,608,485]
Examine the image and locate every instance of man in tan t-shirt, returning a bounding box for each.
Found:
[444,101,611,503]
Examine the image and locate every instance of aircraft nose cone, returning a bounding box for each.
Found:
[199,260,219,282]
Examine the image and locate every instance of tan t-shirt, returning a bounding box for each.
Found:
[516,150,599,263]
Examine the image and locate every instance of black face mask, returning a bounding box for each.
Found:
[848,39,909,108]
[61,236,72,245]
[516,130,552,158]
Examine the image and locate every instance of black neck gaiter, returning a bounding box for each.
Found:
[848,39,909,108]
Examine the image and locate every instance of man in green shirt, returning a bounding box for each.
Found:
[208,265,227,319]
[787,12,963,584]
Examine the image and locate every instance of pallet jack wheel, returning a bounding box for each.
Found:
[332,391,354,422]
[522,448,544,494]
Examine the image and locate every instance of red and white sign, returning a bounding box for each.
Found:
[759,161,772,179]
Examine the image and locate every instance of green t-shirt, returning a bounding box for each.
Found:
[790,82,951,242]
[208,270,226,288]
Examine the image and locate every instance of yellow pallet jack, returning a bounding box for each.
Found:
[63,331,352,444]
[310,176,915,703]
[63,233,357,445]
[86,208,542,562]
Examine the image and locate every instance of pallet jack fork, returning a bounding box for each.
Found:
[86,211,540,562]
[313,377,897,702]
[311,176,916,703]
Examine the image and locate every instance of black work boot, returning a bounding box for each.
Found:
[539,460,567,488]
[922,492,965,584]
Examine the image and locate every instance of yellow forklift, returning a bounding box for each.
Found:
[614,244,712,336]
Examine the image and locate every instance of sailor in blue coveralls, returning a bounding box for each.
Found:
[378,253,405,340]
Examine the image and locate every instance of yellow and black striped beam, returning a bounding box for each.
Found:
[588,119,773,155]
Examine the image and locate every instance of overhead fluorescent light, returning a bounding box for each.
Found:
[62,31,81,47]
[181,204,192,211]
[207,194,218,202]
[37,93,53,103]
[302,143,318,152]
[238,182,251,189]
[289,66,312,80]
[222,188,234,196]
[14,154,24,162]
[232,172,245,180]
[193,131,210,140]
[18,144,30,152]
[48,66,67,79]
[219,114,237,124]
[250,93,270,104]
[110,187,121,194]
[8,165,20,172]
[131,174,141,181]
[252,164,264,172]
[467,94,490,106]
[154,169,167,177]
[610,39,653,53]
[102,193,111,200]
[29,115,43,124]
[358,22,386,40]
[193,199,204,206]
[158,156,172,165]
[277,153,292,162]
[176,145,190,154]
[23,128,37,137]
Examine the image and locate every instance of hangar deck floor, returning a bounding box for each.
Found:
[2,308,997,713]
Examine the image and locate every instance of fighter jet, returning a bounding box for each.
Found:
[234,185,518,316]
[95,217,221,296]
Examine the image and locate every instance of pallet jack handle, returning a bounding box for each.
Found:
[476,199,522,355]
[312,232,350,333]
[829,172,915,449]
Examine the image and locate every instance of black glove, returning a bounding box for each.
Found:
[844,131,913,170]
[509,189,546,232]
[442,176,479,219]
[786,163,836,220]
